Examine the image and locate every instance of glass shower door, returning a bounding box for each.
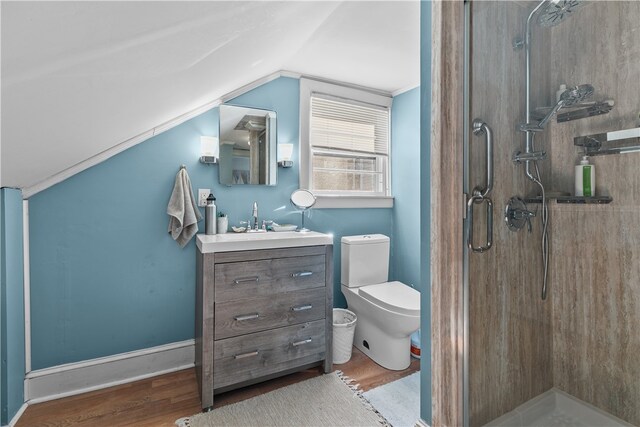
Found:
[465,1,640,426]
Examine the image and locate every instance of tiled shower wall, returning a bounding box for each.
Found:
[545,2,640,425]
[468,2,552,426]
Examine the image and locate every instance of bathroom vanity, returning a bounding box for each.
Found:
[195,231,334,410]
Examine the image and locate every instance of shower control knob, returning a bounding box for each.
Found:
[505,197,536,232]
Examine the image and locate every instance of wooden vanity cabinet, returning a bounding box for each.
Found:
[195,244,333,410]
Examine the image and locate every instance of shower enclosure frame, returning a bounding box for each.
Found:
[429,0,466,426]
[430,0,496,425]
[432,1,638,426]
[462,1,471,425]
[456,1,548,424]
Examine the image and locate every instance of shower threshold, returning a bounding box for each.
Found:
[484,388,633,427]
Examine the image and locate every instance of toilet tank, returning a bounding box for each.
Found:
[341,234,390,287]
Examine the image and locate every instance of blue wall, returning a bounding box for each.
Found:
[0,188,25,425]
[391,87,421,290]
[391,86,429,423]
[420,0,433,423]
[28,77,396,369]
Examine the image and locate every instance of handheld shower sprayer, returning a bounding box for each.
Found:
[536,84,594,128]
[519,84,594,132]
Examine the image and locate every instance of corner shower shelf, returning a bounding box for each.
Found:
[524,195,613,205]
[574,127,640,156]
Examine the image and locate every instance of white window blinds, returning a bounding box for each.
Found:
[299,78,393,205]
[310,95,389,156]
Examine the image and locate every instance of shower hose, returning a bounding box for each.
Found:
[529,133,550,300]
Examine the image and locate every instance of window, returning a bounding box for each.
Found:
[300,78,393,208]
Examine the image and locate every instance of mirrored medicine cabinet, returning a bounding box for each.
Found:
[218,104,277,186]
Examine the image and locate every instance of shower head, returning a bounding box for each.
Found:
[536,84,594,128]
[559,84,594,106]
[560,84,593,107]
[537,0,587,27]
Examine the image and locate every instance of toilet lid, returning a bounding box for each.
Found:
[359,281,420,316]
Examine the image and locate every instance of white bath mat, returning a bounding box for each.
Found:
[363,371,420,427]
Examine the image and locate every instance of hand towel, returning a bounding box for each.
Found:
[167,168,202,248]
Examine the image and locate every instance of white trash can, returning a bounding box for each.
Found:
[333,308,357,364]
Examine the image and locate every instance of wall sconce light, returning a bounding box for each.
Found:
[278,143,294,168]
[200,136,219,164]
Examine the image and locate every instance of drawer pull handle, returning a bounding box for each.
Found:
[234,313,259,321]
[292,304,313,312]
[234,276,260,284]
[234,350,259,359]
[292,338,313,347]
[291,271,313,278]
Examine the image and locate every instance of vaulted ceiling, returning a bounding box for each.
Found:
[1,1,419,190]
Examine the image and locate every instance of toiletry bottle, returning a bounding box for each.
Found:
[575,156,595,197]
[410,330,421,359]
[205,193,217,235]
[556,84,567,102]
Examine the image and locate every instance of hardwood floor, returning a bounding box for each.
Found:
[17,348,420,427]
[338,347,420,392]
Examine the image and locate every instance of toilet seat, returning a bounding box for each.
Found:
[358,281,420,316]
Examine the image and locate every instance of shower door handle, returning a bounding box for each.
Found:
[467,195,493,253]
[472,119,493,198]
[468,119,494,253]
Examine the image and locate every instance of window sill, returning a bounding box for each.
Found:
[312,195,394,209]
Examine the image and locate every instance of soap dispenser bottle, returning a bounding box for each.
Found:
[575,156,595,197]
[205,193,217,235]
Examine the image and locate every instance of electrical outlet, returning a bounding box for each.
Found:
[198,189,211,207]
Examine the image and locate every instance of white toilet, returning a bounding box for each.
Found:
[341,234,420,370]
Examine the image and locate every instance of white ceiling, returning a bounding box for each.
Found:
[1,1,420,189]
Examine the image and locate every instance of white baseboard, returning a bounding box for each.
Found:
[415,419,430,427]
[25,339,194,404]
[6,403,28,427]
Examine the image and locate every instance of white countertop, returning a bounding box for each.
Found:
[196,231,333,253]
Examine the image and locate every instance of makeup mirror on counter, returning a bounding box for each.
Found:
[219,105,277,186]
[290,189,316,232]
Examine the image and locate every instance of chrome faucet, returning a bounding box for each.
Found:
[252,202,258,230]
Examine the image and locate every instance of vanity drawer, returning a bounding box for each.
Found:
[214,287,326,339]
[271,254,326,290]
[214,255,325,302]
[213,320,325,389]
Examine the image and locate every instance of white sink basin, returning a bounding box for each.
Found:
[196,231,333,253]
